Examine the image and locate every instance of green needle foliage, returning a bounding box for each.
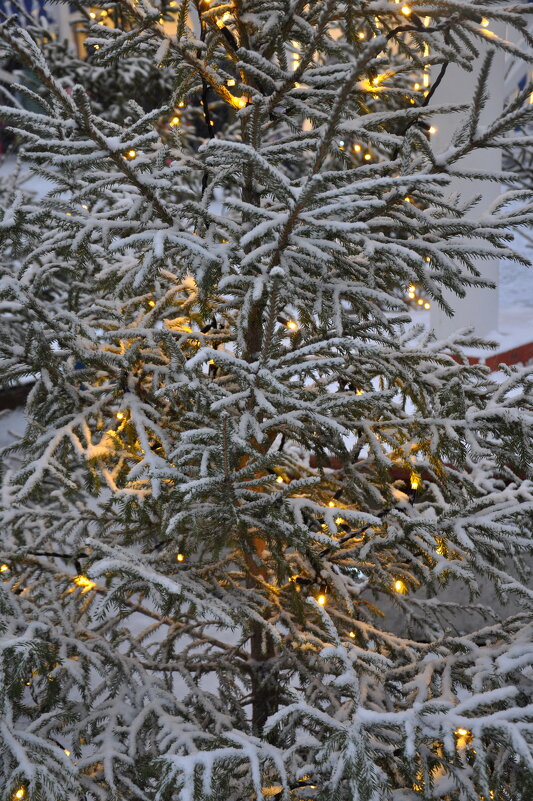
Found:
[0,1,532,800]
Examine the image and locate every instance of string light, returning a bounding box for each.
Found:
[176,553,185,562]
[358,31,365,39]
[286,320,299,330]
[424,301,430,309]
[410,473,421,490]
[116,411,125,420]
[364,153,372,160]
[148,299,156,307]
[417,298,424,306]
[169,115,180,127]
[227,78,236,87]
[316,593,326,606]
[480,17,489,27]
[393,579,407,594]
[89,11,96,17]
[14,790,26,800]
[401,5,411,16]
[125,149,137,160]
[456,728,470,737]
[349,631,355,638]
[0,564,9,572]
[353,144,361,152]
[413,82,421,91]
[64,749,71,756]
[73,575,96,592]
[428,126,437,134]
[328,500,336,507]
[234,97,248,109]
[276,476,285,484]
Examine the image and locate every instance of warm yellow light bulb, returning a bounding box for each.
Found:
[276,476,285,484]
[404,196,411,203]
[401,5,411,15]
[64,748,71,756]
[393,579,407,593]
[428,126,437,135]
[410,474,421,490]
[364,153,372,161]
[408,284,416,293]
[89,11,96,18]
[456,728,470,737]
[176,553,185,562]
[169,115,180,127]
[73,575,96,592]
[235,97,248,109]
[126,149,137,160]
[317,594,326,606]
[0,564,9,572]
[424,301,430,309]
[353,144,361,152]
[358,31,365,39]
[148,299,156,307]
[328,500,336,507]
[480,17,489,27]
[349,631,355,638]
[116,411,125,420]
[227,78,236,87]
[14,789,25,800]
[413,82,421,91]
[286,320,298,330]
[417,298,424,306]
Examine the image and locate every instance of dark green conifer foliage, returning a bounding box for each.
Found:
[0,1,532,800]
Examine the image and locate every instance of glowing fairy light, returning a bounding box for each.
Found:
[393,579,407,594]
[169,115,180,127]
[401,5,411,16]
[428,126,437,134]
[353,144,361,152]
[364,153,372,161]
[73,575,96,592]
[286,320,299,330]
[410,473,421,490]
[176,553,185,562]
[0,564,9,572]
[316,593,326,606]
[276,476,285,484]
[116,411,125,420]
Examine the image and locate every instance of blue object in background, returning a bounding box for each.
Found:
[0,0,51,24]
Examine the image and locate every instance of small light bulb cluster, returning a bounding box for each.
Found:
[406,284,431,310]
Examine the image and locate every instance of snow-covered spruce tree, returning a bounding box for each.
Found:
[0,1,533,799]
